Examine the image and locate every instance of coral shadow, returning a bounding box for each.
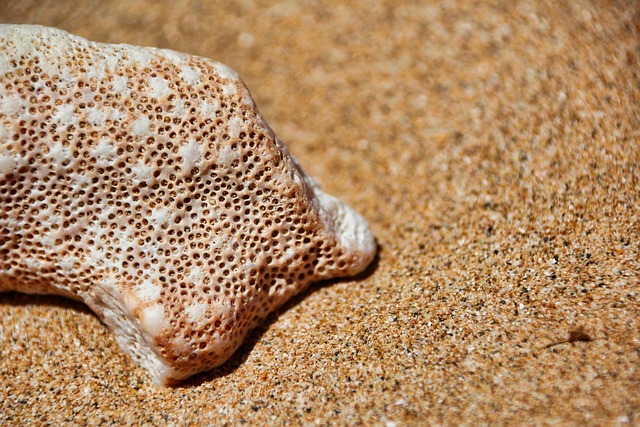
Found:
[0,291,95,315]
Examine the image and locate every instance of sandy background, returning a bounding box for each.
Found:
[1,0,639,425]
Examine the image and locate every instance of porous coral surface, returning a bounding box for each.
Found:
[0,25,375,384]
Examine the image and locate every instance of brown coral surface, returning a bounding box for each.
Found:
[0,25,375,385]
[1,0,639,425]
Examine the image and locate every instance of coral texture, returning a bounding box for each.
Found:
[0,25,376,385]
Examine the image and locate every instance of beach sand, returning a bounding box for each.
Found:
[1,1,638,425]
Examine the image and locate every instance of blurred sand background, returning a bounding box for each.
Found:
[1,0,639,425]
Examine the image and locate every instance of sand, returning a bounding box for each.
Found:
[1,0,638,425]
